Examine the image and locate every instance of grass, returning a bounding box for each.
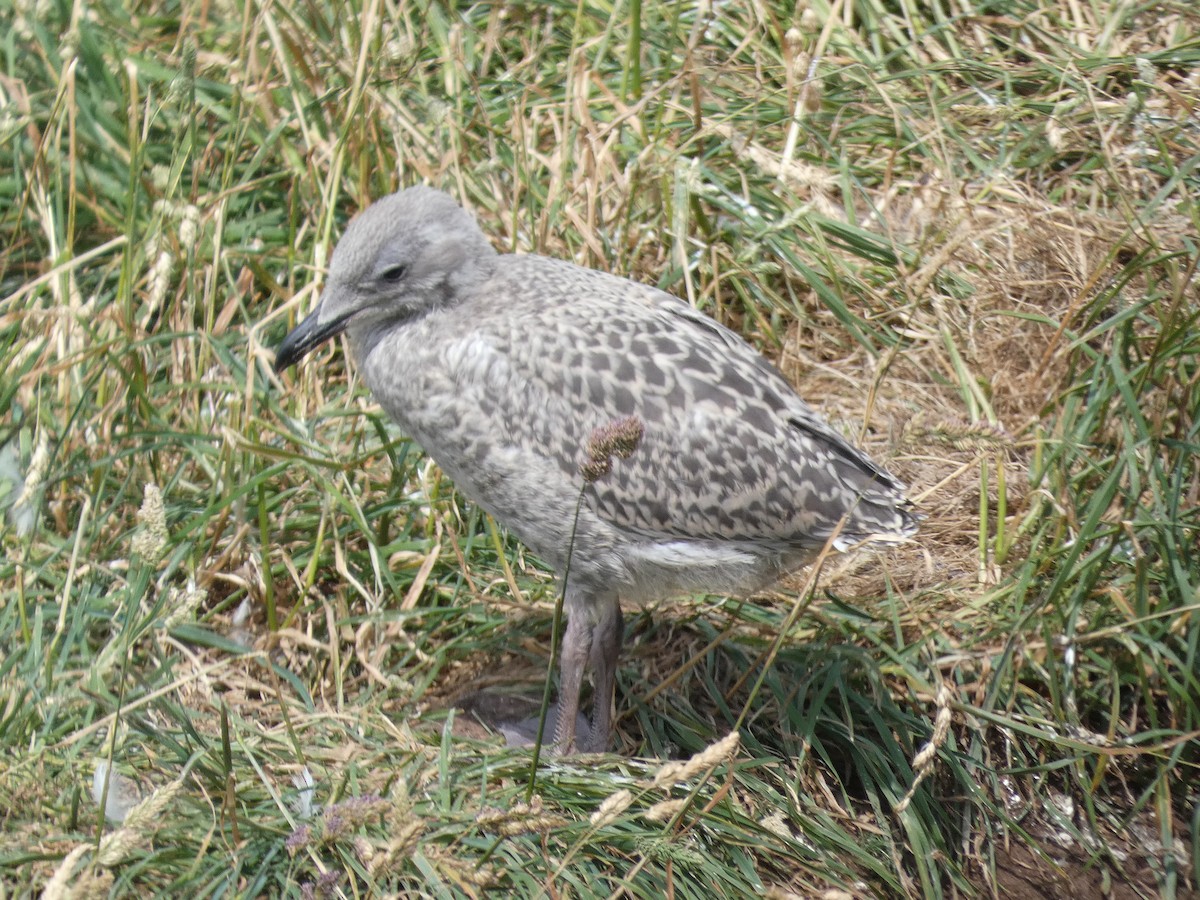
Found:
[1,0,1198,896]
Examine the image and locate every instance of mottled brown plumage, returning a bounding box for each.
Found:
[275,186,918,752]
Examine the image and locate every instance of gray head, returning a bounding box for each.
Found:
[274,186,497,370]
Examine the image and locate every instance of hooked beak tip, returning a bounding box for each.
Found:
[274,303,348,373]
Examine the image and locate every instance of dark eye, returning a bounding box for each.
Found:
[379,264,407,283]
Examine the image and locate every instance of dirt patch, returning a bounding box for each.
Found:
[986,838,1194,900]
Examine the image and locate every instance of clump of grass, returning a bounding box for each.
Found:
[1,0,1197,897]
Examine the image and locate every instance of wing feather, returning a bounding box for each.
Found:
[463,257,916,547]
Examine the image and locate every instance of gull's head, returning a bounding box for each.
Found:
[274,186,496,371]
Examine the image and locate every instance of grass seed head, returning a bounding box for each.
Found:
[581,415,645,482]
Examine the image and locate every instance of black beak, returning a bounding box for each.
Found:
[274,302,351,372]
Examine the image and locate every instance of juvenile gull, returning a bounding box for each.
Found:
[274,186,919,753]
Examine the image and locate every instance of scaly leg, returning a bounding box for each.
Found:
[583,595,623,752]
[554,602,590,753]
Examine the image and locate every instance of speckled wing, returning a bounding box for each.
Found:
[478,256,916,548]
